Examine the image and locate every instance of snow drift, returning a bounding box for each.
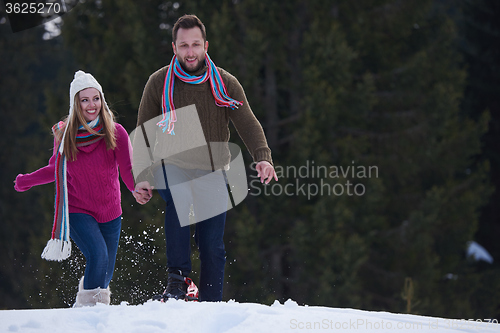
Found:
[1,299,498,333]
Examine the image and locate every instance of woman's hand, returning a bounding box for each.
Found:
[133,181,153,205]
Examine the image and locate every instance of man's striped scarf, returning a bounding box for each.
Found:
[41,117,104,261]
[157,53,243,134]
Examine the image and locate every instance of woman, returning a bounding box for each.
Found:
[14,70,146,306]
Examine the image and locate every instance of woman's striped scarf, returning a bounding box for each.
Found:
[41,117,104,261]
[157,53,243,134]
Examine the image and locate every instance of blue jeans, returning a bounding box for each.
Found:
[69,213,121,290]
[155,164,227,301]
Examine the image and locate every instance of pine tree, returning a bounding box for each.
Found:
[0,18,73,308]
[5,0,497,316]
[161,1,495,316]
[290,0,494,317]
[460,0,500,270]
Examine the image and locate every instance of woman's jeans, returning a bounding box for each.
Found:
[155,163,227,301]
[70,213,121,290]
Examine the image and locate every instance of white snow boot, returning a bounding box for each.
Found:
[73,277,111,307]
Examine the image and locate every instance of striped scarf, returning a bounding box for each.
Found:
[41,117,104,261]
[157,53,243,134]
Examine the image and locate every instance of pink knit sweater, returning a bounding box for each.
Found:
[15,123,135,223]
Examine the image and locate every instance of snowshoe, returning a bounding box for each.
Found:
[152,272,199,302]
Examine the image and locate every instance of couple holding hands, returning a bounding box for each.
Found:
[14,15,277,307]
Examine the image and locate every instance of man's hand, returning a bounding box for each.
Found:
[133,181,153,205]
[255,161,278,184]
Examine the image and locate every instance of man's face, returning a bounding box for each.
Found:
[173,27,208,73]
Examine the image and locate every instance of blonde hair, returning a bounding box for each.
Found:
[54,91,117,161]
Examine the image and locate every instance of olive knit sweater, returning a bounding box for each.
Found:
[135,64,272,176]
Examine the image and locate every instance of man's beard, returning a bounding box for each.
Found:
[178,55,206,73]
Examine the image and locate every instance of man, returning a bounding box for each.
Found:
[133,14,277,302]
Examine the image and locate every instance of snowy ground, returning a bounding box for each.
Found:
[1,299,499,333]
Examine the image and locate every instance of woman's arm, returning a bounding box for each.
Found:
[114,124,136,193]
[14,139,58,192]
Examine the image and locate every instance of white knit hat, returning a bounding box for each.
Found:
[69,70,110,116]
[59,70,111,154]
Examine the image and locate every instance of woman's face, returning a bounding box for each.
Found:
[79,88,102,122]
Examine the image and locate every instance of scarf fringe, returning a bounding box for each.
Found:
[43,117,102,262]
[41,239,72,261]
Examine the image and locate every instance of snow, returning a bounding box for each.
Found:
[1,299,498,333]
[42,17,62,40]
[466,241,494,264]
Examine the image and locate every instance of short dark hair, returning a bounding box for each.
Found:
[172,14,206,44]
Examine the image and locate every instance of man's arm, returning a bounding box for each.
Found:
[222,69,277,183]
[223,70,273,166]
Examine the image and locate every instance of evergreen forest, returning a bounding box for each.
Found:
[1,0,500,319]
